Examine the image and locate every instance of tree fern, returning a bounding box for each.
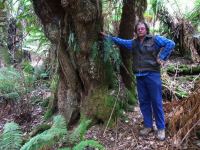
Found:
[73,140,105,150]
[20,115,67,150]
[0,122,22,150]
[185,0,200,27]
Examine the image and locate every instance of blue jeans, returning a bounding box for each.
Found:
[136,72,165,129]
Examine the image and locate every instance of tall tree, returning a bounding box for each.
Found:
[31,0,147,124]
[119,0,147,104]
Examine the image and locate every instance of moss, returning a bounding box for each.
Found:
[81,86,121,125]
[125,86,137,105]
[103,61,116,88]
[0,2,5,9]
[44,97,55,120]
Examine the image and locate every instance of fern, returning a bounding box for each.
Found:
[0,122,22,150]
[103,39,122,72]
[73,140,105,150]
[20,115,67,150]
[0,67,22,95]
[2,92,20,101]
[185,0,200,27]
[69,119,92,144]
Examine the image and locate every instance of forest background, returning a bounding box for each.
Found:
[0,0,200,149]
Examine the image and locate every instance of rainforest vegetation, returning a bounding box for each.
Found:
[0,0,199,149]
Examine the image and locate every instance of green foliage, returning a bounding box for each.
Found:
[0,2,5,9]
[22,61,36,88]
[0,122,22,150]
[150,0,160,14]
[2,92,20,101]
[22,61,34,74]
[44,97,54,120]
[5,0,50,55]
[20,115,67,150]
[34,64,49,80]
[0,67,22,95]
[50,75,59,92]
[103,39,122,72]
[0,47,12,65]
[185,0,200,27]
[73,140,105,150]
[125,88,137,105]
[58,148,72,150]
[102,0,122,33]
[103,61,117,88]
[91,41,119,88]
[69,119,92,144]
[175,87,188,98]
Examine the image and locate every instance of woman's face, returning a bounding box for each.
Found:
[136,23,147,38]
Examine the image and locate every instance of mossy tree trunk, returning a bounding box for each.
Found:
[31,0,147,125]
[32,0,114,124]
[0,1,9,66]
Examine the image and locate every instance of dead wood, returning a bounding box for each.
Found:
[167,81,200,146]
[157,5,200,63]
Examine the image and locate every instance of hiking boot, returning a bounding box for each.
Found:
[156,129,165,141]
[139,127,152,136]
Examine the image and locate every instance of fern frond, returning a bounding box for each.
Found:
[20,115,67,150]
[0,67,22,95]
[0,122,22,150]
[73,140,105,150]
[103,39,122,72]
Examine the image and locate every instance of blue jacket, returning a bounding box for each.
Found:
[106,34,175,75]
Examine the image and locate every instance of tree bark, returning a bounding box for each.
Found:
[31,0,147,125]
[118,0,136,96]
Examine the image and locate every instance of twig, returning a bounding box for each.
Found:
[103,76,121,136]
[171,63,179,100]
[131,129,138,147]
[191,73,200,89]
[114,117,118,149]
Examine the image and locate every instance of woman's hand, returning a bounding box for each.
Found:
[100,32,107,37]
[157,58,165,67]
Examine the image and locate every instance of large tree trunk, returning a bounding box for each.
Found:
[31,0,147,125]
[32,0,113,124]
[0,1,9,67]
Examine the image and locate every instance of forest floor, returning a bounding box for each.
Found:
[1,101,199,150]
[84,105,200,150]
[0,57,200,149]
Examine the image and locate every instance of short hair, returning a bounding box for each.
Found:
[134,21,150,34]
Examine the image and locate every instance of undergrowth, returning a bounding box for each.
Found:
[0,115,105,150]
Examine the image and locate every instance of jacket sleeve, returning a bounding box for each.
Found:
[105,35,133,51]
[154,35,175,61]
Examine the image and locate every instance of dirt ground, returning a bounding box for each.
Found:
[84,106,200,150]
